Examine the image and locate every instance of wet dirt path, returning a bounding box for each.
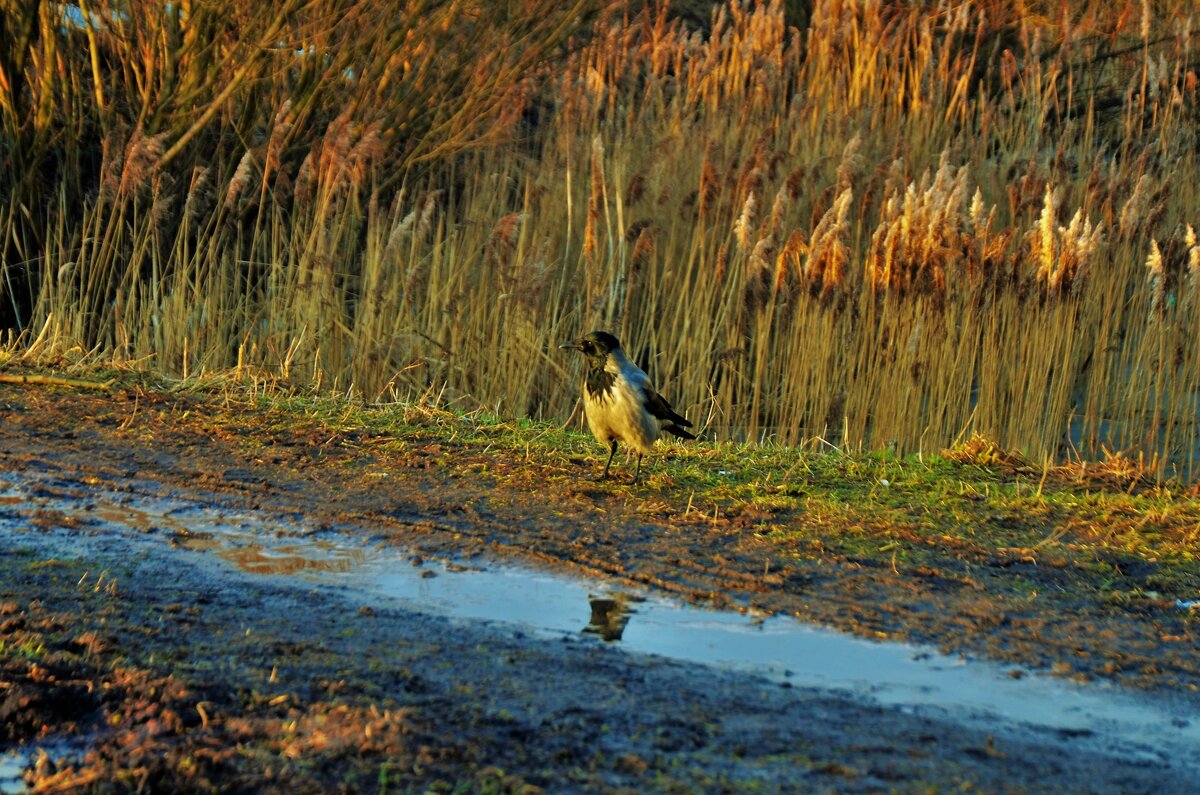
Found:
[2,470,1197,793]
[2,384,1198,693]
[1,383,1199,791]
[6,462,1199,752]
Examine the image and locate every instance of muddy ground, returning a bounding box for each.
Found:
[1,383,1199,792]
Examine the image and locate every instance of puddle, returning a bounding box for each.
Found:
[177,532,368,575]
[3,470,1199,768]
[0,750,24,795]
[0,741,83,795]
[338,555,1200,758]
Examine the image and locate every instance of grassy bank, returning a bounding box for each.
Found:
[6,357,1198,615]
[248,386,1200,609]
[2,364,1200,699]
[3,1,1200,476]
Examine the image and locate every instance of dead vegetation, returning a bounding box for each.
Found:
[3,1,1200,476]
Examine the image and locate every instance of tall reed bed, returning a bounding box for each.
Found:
[3,0,1200,476]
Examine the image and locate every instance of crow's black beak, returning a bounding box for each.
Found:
[560,340,581,351]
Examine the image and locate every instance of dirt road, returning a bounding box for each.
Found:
[1,383,1198,792]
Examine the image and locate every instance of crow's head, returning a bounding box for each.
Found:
[560,330,621,362]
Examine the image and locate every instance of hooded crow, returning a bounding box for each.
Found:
[560,330,695,484]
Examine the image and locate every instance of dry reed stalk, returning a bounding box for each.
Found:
[1146,239,1166,312]
[8,0,1200,474]
[733,192,756,253]
[583,135,604,266]
[1188,225,1200,288]
[224,150,257,208]
[1021,185,1103,295]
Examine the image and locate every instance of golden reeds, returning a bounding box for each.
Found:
[7,0,1200,476]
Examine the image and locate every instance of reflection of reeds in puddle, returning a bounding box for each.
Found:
[218,542,368,575]
[87,502,180,534]
[583,594,644,642]
[1,474,370,578]
[0,749,25,794]
[173,530,367,575]
[0,740,87,794]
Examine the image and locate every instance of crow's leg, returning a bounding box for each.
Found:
[599,439,618,480]
[631,453,643,485]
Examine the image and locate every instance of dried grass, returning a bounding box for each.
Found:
[5,0,1200,476]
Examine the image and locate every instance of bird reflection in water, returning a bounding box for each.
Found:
[583,593,642,641]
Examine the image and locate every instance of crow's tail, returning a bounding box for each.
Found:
[664,424,696,441]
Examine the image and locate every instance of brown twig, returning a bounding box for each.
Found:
[0,373,116,390]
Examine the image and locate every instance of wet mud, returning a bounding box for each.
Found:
[1,384,1199,791]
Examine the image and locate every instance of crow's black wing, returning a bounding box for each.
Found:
[642,387,692,429]
[626,362,694,433]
